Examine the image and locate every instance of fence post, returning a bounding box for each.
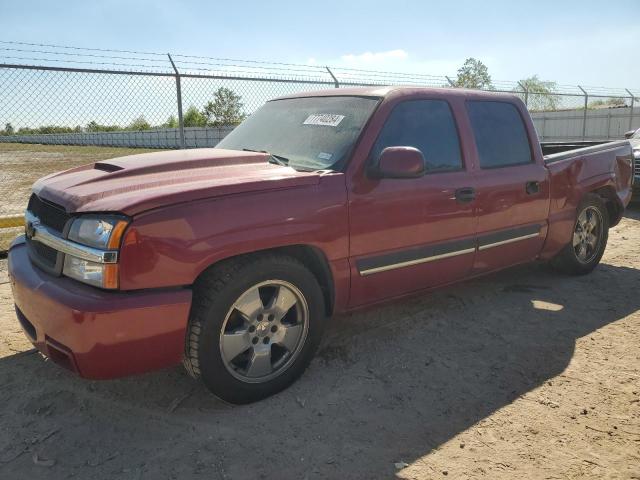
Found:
[445,76,456,87]
[578,85,588,140]
[626,89,636,132]
[517,81,529,107]
[167,54,186,149]
[326,66,339,88]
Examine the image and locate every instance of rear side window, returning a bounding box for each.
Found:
[467,101,532,168]
[371,100,462,173]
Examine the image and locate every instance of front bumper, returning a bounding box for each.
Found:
[8,236,192,379]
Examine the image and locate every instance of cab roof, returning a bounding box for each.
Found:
[272,86,521,103]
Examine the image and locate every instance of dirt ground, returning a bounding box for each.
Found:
[0,143,160,250]
[0,210,639,479]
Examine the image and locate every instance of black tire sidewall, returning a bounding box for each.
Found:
[196,257,325,404]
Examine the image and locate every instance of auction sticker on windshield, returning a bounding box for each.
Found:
[303,114,345,127]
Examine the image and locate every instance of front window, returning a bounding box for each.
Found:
[217,96,380,171]
[370,100,463,172]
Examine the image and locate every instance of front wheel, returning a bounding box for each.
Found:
[550,193,609,275]
[183,254,325,404]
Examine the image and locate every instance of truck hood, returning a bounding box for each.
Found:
[32,148,321,216]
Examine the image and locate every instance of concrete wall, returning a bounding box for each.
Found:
[0,126,235,149]
[530,106,640,142]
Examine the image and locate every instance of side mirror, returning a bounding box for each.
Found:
[624,129,637,139]
[370,146,425,179]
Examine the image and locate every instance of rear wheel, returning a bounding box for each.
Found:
[550,194,609,275]
[183,254,325,404]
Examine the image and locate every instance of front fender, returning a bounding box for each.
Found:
[118,175,349,291]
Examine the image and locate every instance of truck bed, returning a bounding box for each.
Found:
[543,140,631,164]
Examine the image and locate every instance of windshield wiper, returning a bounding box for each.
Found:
[242,148,290,167]
[267,154,290,166]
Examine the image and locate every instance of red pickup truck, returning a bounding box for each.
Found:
[8,87,633,403]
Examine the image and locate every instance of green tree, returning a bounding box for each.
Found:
[128,115,151,131]
[202,87,246,126]
[454,58,493,90]
[162,115,179,128]
[183,106,207,127]
[86,121,122,132]
[3,122,14,135]
[516,75,559,111]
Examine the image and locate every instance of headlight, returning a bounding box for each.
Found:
[67,215,127,249]
[62,215,128,289]
[633,149,640,159]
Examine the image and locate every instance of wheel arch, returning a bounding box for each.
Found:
[590,185,623,227]
[193,245,336,316]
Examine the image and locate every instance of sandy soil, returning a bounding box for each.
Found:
[0,209,639,479]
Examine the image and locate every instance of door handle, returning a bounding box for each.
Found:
[525,181,540,195]
[454,187,476,203]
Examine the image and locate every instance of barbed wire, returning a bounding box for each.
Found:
[1,39,636,97]
[0,39,167,56]
[0,47,170,65]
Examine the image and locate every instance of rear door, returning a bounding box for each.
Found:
[347,98,477,307]
[466,100,550,272]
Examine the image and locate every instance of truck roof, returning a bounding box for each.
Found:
[273,86,521,103]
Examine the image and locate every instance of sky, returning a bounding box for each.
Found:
[1,0,639,91]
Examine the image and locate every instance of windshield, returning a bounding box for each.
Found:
[633,128,640,139]
[216,96,379,171]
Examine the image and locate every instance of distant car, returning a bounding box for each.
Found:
[625,128,640,195]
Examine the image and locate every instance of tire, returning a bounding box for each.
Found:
[550,193,609,275]
[183,253,325,404]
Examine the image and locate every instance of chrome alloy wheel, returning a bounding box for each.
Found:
[573,206,603,264]
[219,280,309,383]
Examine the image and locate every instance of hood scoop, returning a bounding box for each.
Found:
[94,162,124,172]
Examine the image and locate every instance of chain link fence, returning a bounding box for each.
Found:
[1,41,639,249]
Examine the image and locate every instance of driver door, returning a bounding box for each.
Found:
[347,98,477,307]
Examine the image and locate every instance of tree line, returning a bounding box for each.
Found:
[1,87,246,136]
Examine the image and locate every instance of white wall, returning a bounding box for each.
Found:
[531,106,640,142]
[0,126,235,149]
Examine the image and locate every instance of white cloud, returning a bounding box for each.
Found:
[340,49,409,64]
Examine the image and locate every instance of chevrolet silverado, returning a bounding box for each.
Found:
[8,87,634,403]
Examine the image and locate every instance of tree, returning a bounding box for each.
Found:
[162,115,179,129]
[128,115,151,131]
[202,87,246,126]
[183,106,207,127]
[3,122,14,135]
[516,75,559,111]
[86,121,122,132]
[454,58,493,90]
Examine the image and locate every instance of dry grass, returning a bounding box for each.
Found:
[0,143,166,250]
